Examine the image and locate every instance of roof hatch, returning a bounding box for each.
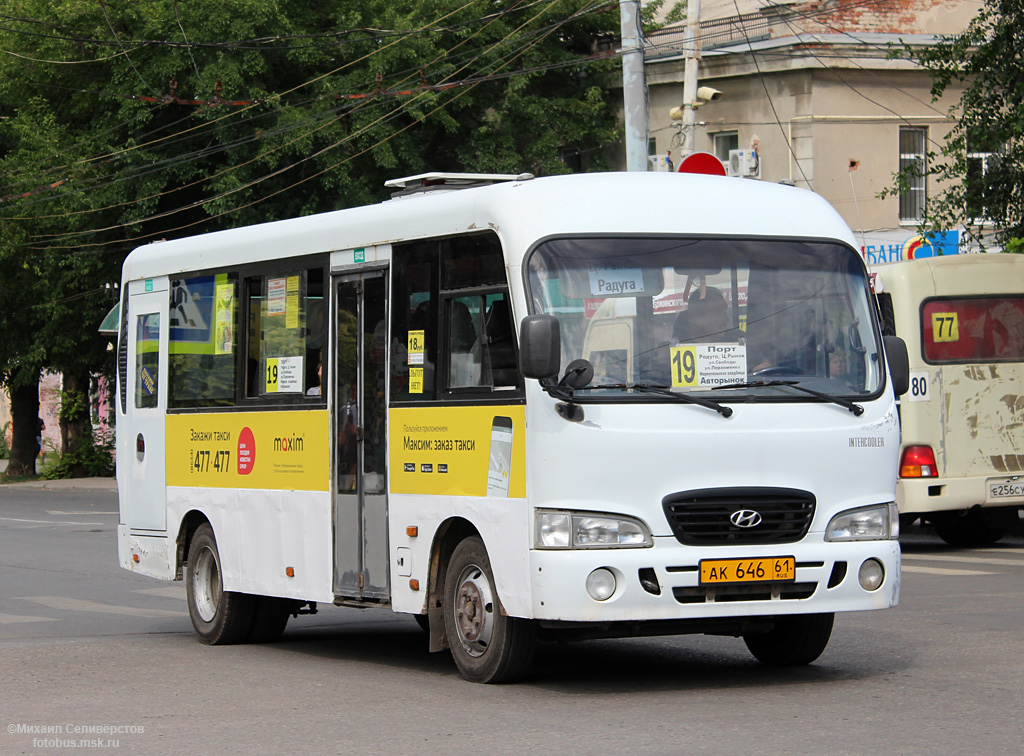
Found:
[384,172,534,198]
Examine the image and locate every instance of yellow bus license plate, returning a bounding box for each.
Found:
[699,557,796,584]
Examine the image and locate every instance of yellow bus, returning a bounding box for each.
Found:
[873,254,1024,546]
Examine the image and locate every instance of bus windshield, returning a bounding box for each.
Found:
[525,237,884,400]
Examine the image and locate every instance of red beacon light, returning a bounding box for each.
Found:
[677,152,728,177]
[900,445,938,478]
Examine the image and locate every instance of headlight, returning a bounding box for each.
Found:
[825,503,899,541]
[535,511,653,549]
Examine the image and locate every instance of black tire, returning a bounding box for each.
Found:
[744,613,834,666]
[931,512,1006,547]
[185,523,255,644]
[443,536,536,683]
[247,597,295,643]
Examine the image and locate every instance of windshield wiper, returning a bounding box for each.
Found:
[711,379,864,416]
[588,383,733,418]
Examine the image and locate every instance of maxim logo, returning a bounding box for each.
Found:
[274,435,304,452]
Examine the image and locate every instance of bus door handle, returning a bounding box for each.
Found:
[356,426,364,442]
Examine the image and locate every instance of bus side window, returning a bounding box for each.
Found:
[390,240,438,401]
[243,267,325,400]
[135,313,161,409]
[392,231,519,401]
[167,274,238,408]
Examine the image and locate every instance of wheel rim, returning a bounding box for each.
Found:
[191,546,221,623]
[453,563,495,658]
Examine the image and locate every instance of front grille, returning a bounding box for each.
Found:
[662,487,815,545]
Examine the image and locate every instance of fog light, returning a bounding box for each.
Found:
[858,559,885,591]
[585,568,616,601]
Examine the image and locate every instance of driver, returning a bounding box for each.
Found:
[674,286,730,343]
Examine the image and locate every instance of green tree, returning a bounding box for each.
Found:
[1,0,621,476]
[892,0,1024,248]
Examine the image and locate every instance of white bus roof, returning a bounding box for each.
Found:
[122,172,857,281]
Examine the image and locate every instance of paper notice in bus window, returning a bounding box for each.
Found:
[409,367,424,393]
[670,344,747,388]
[286,275,300,329]
[214,282,234,355]
[265,356,303,393]
[408,329,425,365]
[268,277,287,316]
[931,311,959,342]
[588,267,644,297]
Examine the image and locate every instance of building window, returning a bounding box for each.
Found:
[714,131,738,163]
[966,136,1002,223]
[899,127,927,223]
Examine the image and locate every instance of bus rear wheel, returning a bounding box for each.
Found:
[186,523,255,644]
[743,613,834,666]
[247,597,295,643]
[930,511,1007,547]
[443,536,536,683]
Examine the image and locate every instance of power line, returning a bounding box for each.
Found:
[0,0,597,53]
[26,0,604,253]
[4,1,614,219]
[730,0,811,188]
[96,0,154,95]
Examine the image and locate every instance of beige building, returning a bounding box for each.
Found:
[631,0,984,255]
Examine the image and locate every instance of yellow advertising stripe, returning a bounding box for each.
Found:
[389,405,526,498]
[166,410,329,491]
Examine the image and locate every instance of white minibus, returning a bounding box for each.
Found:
[872,254,1024,546]
[116,171,908,682]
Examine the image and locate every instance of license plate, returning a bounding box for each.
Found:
[988,476,1024,500]
[699,556,796,585]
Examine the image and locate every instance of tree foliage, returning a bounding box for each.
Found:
[0,0,621,474]
[896,0,1024,247]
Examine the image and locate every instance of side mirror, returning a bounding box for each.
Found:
[884,335,910,396]
[519,315,560,380]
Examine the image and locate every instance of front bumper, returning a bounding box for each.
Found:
[528,536,900,622]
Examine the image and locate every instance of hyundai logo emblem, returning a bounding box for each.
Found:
[730,509,763,528]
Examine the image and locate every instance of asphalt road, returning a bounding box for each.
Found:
[1,486,1022,756]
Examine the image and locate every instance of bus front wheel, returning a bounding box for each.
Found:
[443,536,536,683]
[743,613,834,666]
[185,523,255,644]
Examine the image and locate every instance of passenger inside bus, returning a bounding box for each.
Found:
[483,298,517,387]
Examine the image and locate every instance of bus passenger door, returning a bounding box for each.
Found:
[124,279,168,531]
[333,272,389,599]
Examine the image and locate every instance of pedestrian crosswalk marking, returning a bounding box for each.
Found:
[902,565,995,576]
[18,596,187,618]
[0,517,101,526]
[45,510,119,516]
[0,612,59,624]
[133,586,186,600]
[902,553,1024,567]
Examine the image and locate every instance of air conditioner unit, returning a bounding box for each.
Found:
[649,154,673,172]
[728,148,760,178]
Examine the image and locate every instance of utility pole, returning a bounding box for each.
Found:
[619,0,648,172]
[680,0,701,156]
